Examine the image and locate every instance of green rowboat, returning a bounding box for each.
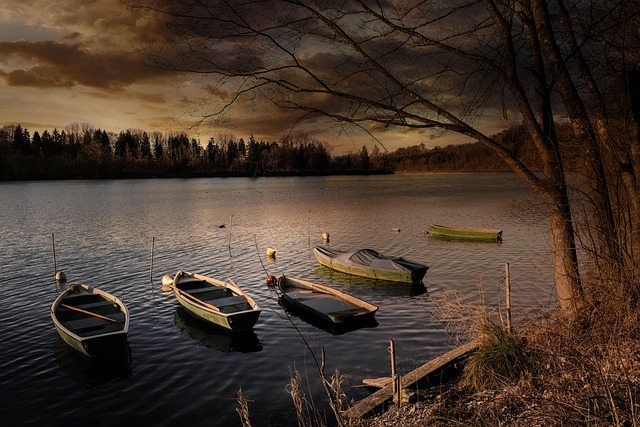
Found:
[429,223,503,242]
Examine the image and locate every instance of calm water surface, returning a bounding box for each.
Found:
[0,173,555,426]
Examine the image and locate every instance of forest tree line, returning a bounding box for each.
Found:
[0,124,382,180]
[0,122,546,180]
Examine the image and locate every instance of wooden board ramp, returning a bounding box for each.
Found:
[343,339,480,420]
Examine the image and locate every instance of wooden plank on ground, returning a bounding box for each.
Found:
[343,339,480,420]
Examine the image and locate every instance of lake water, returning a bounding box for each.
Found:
[0,173,555,426]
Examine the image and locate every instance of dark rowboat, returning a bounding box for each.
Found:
[169,270,261,332]
[51,282,129,358]
[313,246,428,284]
[277,275,378,325]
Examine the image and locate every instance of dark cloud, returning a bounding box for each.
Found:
[0,40,168,89]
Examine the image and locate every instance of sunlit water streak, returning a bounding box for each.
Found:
[0,173,554,426]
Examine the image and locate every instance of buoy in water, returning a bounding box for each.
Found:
[266,275,277,286]
[161,274,174,291]
[55,271,67,283]
[322,232,330,242]
[266,247,277,258]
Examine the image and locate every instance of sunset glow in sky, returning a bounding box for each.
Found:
[0,0,495,153]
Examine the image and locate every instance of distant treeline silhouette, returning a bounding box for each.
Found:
[0,123,552,180]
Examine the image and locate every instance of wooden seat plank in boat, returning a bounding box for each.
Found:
[187,287,232,296]
[206,295,248,307]
[59,300,115,311]
[62,311,126,331]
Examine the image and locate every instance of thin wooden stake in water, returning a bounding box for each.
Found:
[52,233,57,275]
[388,339,399,406]
[505,262,511,334]
[389,339,396,378]
[150,237,155,282]
[228,214,233,252]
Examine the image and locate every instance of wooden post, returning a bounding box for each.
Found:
[505,262,511,334]
[52,233,57,275]
[389,339,396,378]
[388,339,400,406]
[150,237,155,282]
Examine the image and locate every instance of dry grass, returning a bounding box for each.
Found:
[367,274,640,426]
[236,387,252,427]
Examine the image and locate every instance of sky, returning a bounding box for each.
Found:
[0,0,497,154]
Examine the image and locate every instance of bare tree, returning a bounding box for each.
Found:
[128,0,640,317]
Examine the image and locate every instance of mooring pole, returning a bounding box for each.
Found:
[505,262,511,334]
[52,233,57,275]
[389,339,396,378]
[150,237,155,282]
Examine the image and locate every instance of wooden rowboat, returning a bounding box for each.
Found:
[51,282,129,358]
[429,223,503,242]
[277,275,378,325]
[313,246,428,284]
[169,270,261,332]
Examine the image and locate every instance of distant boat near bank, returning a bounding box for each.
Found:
[51,282,129,358]
[429,223,503,242]
[167,270,261,332]
[277,275,378,325]
[313,246,428,284]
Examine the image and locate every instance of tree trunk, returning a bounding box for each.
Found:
[543,187,584,314]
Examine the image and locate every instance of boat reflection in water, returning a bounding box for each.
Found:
[52,334,132,387]
[173,307,262,353]
[313,266,427,297]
